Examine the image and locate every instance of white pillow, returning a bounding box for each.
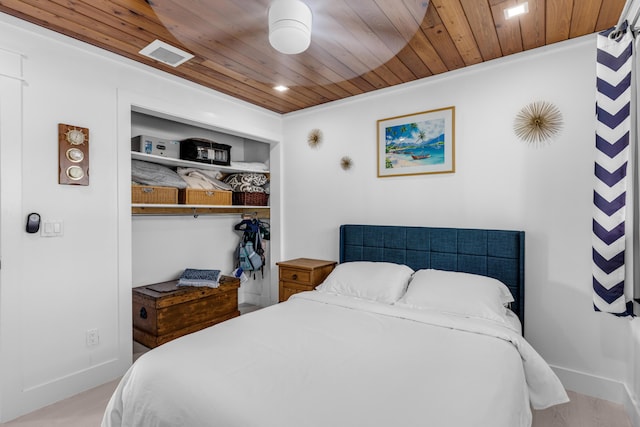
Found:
[316,262,414,304]
[396,269,513,323]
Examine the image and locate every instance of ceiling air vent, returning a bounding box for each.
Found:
[139,40,194,67]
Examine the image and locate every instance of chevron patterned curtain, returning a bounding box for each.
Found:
[593,21,635,317]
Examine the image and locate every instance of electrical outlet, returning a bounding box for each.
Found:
[86,328,99,347]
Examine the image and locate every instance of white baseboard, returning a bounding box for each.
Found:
[0,358,127,423]
[551,364,640,427]
[551,365,627,403]
[240,292,261,306]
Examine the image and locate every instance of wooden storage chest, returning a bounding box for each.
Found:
[276,258,336,302]
[132,275,240,348]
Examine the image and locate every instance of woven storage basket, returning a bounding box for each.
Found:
[179,188,232,205]
[232,192,269,206]
[132,185,178,204]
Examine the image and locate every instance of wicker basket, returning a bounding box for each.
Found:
[232,192,269,206]
[132,185,178,204]
[179,188,232,205]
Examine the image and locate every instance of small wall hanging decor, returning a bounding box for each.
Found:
[58,123,89,186]
[307,128,322,148]
[340,156,352,170]
[377,106,455,177]
[513,101,563,145]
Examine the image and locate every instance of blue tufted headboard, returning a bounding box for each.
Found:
[339,224,525,326]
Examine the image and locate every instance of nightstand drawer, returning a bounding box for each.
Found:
[280,281,313,301]
[279,268,311,283]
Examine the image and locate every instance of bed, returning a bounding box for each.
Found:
[102,224,568,427]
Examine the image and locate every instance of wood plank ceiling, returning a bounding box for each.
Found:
[0,0,626,114]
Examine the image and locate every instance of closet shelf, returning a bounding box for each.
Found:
[132,204,270,218]
[131,152,270,175]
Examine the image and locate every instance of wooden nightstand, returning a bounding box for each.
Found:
[276,258,337,302]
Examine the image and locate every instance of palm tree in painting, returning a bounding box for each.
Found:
[385,128,395,153]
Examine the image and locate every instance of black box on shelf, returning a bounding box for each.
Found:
[180,138,231,166]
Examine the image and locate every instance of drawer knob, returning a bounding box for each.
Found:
[292,273,298,280]
[139,307,148,319]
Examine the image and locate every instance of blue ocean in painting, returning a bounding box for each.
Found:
[384,118,446,168]
[394,143,444,165]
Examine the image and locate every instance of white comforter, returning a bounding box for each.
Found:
[103,292,568,427]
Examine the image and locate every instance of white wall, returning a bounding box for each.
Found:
[0,13,281,422]
[282,37,635,403]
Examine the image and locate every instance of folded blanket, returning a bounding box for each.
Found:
[177,168,232,191]
[180,174,213,190]
[189,171,231,190]
[131,160,188,189]
[177,268,221,288]
[229,161,269,171]
[177,167,222,180]
[224,173,268,192]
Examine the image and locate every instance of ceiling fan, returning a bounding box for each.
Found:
[147,0,429,87]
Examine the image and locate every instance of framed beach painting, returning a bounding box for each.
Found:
[377,106,455,177]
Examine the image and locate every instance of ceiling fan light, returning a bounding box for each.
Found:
[268,0,312,54]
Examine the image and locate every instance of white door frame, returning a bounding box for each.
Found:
[0,48,25,422]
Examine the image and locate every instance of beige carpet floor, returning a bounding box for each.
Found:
[0,379,119,427]
[0,383,633,427]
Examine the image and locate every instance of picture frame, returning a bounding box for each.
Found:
[377,106,455,177]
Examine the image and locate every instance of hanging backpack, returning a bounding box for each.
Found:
[238,239,263,272]
[234,218,265,279]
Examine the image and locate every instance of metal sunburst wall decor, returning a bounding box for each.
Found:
[307,128,323,148]
[340,156,353,170]
[513,101,563,146]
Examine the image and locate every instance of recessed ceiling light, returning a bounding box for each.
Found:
[504,2,529,19]
[274,85,289,92]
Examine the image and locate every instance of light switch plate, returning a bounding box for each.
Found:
[41,220,63,237]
